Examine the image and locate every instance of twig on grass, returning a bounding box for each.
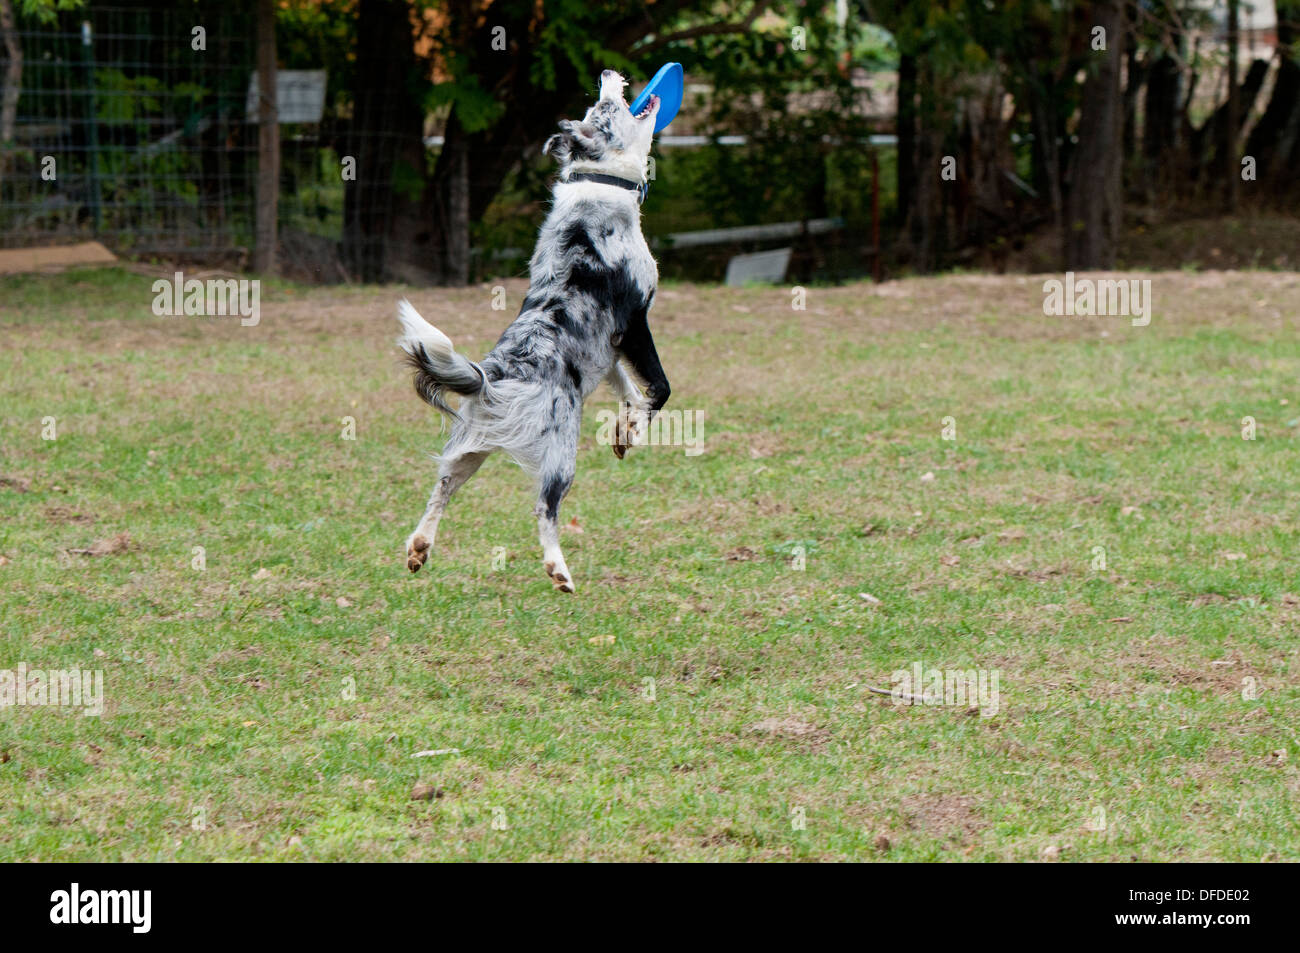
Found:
[412,748,461,758]
[866,685,930,704]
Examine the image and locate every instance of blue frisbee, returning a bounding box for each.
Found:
[629,62,683,133]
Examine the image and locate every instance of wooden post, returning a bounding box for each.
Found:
[0,0,23,190]
[254,0,278,274]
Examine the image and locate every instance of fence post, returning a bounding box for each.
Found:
[871,149,880,284]
[254,0,278,273]
[81,20,102,235]
[1226,0,1239,212]
[0,0,22,188]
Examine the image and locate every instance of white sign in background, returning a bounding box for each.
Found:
[245,70,328,124]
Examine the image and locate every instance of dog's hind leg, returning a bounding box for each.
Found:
[522,404,582,593]
[405,450,489,573]
[535,464,577,593]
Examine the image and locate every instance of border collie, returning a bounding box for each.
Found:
[396,69,670,593]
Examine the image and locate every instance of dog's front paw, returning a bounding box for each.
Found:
[613,402,649,459]
[406,534,430,573]
[612,419,630,459]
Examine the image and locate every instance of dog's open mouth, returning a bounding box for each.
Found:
[635,94,659,120]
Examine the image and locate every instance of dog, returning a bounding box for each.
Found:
[396,69,670,593]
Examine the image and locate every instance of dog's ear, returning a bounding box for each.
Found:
[543,133,568,162]
[551,119,603,162]
[542,131,571,163]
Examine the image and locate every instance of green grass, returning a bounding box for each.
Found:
[0,266,1296,861]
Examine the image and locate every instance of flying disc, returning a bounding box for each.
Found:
[629,62,683,134]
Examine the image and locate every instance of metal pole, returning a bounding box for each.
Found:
[81,20,101,234]
[871,149,881,283]
[254,0,279,273]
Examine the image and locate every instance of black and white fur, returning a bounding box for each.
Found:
[396,70,670,593]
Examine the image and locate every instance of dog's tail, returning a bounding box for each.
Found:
[396,299,486,416]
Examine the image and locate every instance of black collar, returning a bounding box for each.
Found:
[567,172,648,205]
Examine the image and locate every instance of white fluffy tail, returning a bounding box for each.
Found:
[396,298,455,359]
[395,299,485,415]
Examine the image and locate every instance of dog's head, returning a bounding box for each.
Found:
[543,69,659,184]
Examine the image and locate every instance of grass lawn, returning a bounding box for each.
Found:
[0,266,1296,861]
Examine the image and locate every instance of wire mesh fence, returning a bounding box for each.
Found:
[0,4,257,258]
[0,2,518,279]
[0,3,888,283]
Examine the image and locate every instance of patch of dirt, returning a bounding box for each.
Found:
[699,825,764,849]
[1003,563,1068,582]
[66,532,134,557]
[900,793,985,840]
[1122,642,1261,694]
[747,494,792,517]
[44,505,95,525]
[712,429,786,459]
[747,716,830,748]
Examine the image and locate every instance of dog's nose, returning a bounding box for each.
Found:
[602,69,616,79]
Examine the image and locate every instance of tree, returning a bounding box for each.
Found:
[254,0,278,273]
[342,0,431,282]
[1,0,85,188]
[0,0,21,174]
[339,0,780,284]
[1064,0,1124,270]
[1244,0,1300,193]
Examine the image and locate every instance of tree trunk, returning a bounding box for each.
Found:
[254,0,279,274]
[1190,58,1268,186]
[1245,13,1300,189]
[1065,0,1124,270]
[1028,74,1063,228]
[342,0,433,282]
[1122,42,1144,161]
[896,52,916,228]
[1143,51,1180,197]
[347,0,692,284]
[1226,0,1240,209]
[907,61,944,271]
[958,73,1012,251]
[434,113,470,285]
[0,0,22,188]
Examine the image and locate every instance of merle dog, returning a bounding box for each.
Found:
[396,69,670,593]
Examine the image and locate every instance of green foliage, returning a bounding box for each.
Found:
[654,3,880,238]
[425,73,504,134]
[89,69,205,210]
[529,0,637,90]
[276,0,357,114]
[92,69,165,124]
[16,0,84,24]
